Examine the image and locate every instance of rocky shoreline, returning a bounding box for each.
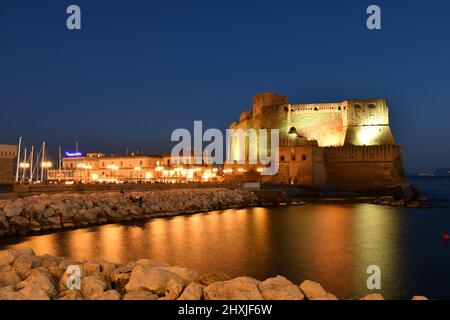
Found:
[0,248,429,300]
[0,188,259,237]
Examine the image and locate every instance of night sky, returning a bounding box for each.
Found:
[1,0,449,173]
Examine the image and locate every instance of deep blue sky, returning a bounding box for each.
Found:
[1,0,449,172]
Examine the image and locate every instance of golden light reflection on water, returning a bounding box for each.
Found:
[0,204,407,298]
[352,204,403,298]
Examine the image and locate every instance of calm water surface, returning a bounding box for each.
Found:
[1,177,449,299]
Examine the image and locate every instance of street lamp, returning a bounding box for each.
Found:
[41,162,52,183]
[134,166,142,183]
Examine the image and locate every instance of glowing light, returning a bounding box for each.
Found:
[257,168,263,173]
[107,164,118,170]
[134,166,142,171]
[19,162,30,169]
[41,161,52,168]
[155,166,164,172]
[91,173,99,181]
[357,126,380,145]
[145,172,152,179]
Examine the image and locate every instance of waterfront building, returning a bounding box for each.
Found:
[47,151,218,183]
[0,144,18,184]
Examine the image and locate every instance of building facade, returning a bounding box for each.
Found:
[47,152,218,183]
[224,93,407,190]
[0,144,18,184]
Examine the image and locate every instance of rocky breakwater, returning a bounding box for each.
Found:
[0,249,429,300]
[0,188,259,237]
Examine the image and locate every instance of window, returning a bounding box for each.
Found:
[302,155,307,161]
[280,156,285,162]
[291,154,296,161]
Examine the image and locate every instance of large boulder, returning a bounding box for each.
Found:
[258,276,304,300]
[89,290,121,300]
[16,269,57,298]
[0,286,18,300]
[111,265,132,289]
[204,276,263,300]
[199,272,231,286]
[361,293,384,300]
[0,271,21,287]
[136,258,170,269]
[178,283,205,300]
[165,277,186,300]
[125,265,186,295]
[13,254,44,278]
[123,290,159,300]
[82,262,101,276]
[161,266,200,284]
[56,290,83,300]
[80,275,108,299]
[3,203,23,217]
[310,292,338,300]
[0,248,35,265]
[299,280,327,300]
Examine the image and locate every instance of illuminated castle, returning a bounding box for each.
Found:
[225,93,408,189]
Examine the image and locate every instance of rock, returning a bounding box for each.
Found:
[123,290,159,300]
[29,220,42,232]
[0,248,35,265]
[13,254,44,278]
[199,272,232,286]
[299,280,327,300]
[0,285,17,300]
[204,276,263,300]
[100,261,117,283]
[136,258,170,269]
[161,266,200,284]
[0,270,21,287]
[111,266,132,289]
[47,216,62,229]
[178,283,205,300]
[258,276,304,300]
[10,216,29,227]
[83,262,101,276]
[16,269,57,298]
[412,295,429,300]
[56,289,83,300]
[125,265,185,295]
[165,277,186,300]
[89,289,121,300]
[3,203,23,217]
[361,293,384,300]
[15,285,51,300]
[80,275,108,299]
[310,292,338,300]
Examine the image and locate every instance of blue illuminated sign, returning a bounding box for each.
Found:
[64,151,83,157]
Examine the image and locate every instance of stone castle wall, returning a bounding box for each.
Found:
[324,145,407,189]
[0,159,14,184]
